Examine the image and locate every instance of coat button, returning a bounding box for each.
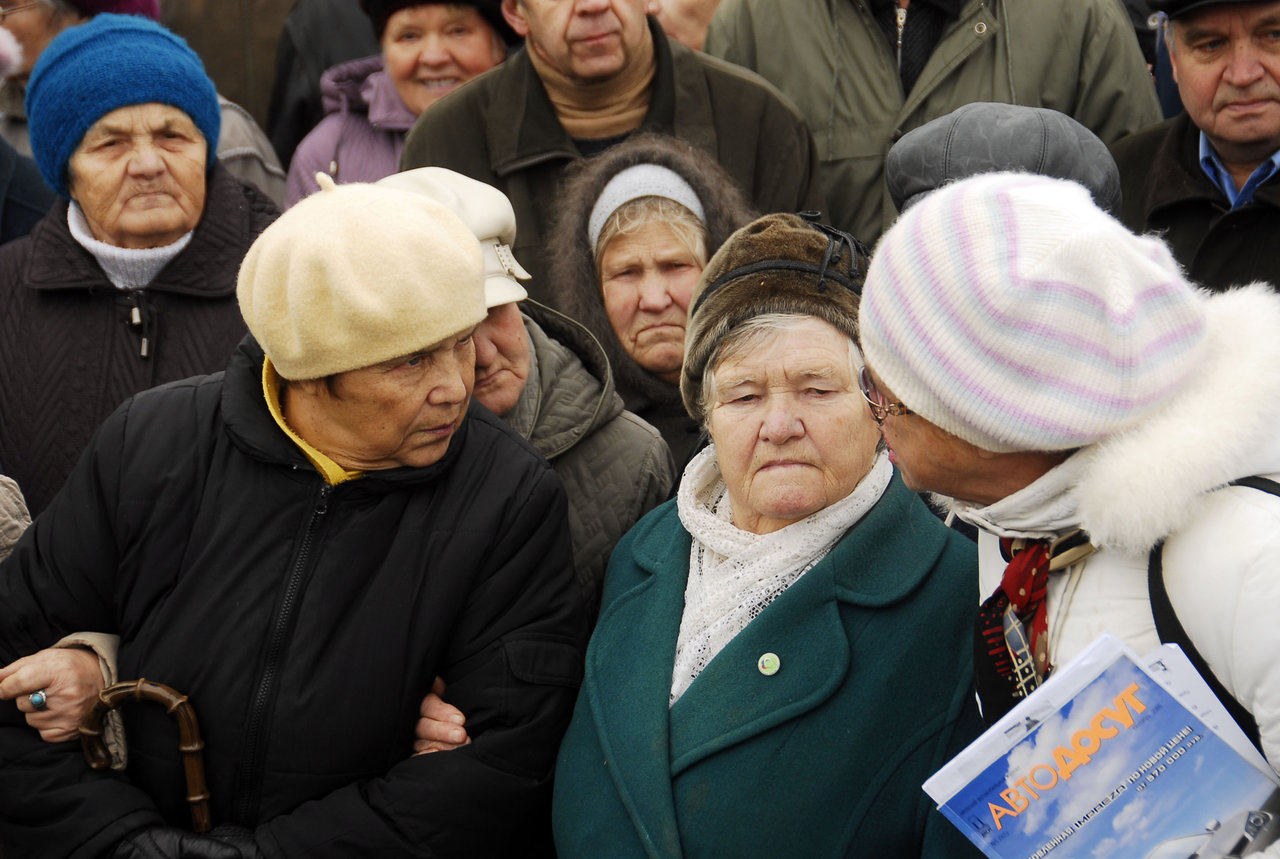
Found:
[757,652,781,676]
[974,21,987,35]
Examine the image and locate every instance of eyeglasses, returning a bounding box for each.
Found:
[0,1,43,21]
[858,365,911,424]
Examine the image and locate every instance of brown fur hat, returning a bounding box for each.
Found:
[681,213,868,422]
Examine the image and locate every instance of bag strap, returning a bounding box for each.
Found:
[1147,477,1277,753]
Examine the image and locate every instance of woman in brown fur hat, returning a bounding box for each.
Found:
[546,212,985,856]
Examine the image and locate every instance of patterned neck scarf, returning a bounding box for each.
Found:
[973,530,1094,723]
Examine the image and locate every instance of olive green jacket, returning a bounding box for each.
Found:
[705,0,1161,244]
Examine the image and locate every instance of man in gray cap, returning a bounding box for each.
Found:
[1111,0,1280,291]
[885,102,1122,215]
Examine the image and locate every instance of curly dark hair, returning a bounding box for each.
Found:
[545,133,756,411]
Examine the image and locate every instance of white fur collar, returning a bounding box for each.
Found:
[948,284,1280,557]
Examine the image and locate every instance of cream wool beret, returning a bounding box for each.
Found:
[376,168,531,307]
[237,175,486,380]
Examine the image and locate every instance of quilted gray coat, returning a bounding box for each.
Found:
[511,303,675,617]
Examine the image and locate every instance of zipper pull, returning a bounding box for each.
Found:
[896,5,907,72]
[127,297,149,358]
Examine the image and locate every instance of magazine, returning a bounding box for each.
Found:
[924,634,1280,859]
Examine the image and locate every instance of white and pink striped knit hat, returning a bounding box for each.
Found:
[859,172,1208,453]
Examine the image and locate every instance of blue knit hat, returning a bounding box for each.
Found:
[26,14,220,198]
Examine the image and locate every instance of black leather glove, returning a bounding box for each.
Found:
[109,825,263,859]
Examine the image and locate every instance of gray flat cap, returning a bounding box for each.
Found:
[886,102,1122,215]
[1147,0,1254,19]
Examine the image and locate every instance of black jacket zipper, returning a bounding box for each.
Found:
[232,482,331,825]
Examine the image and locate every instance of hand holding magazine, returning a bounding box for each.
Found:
[924,634,1280,859]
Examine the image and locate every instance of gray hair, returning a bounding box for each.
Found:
[696,313,861,427]
[594,196,709,281]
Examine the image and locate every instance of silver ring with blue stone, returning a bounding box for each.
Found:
[28,689,49,711]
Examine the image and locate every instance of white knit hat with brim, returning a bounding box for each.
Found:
[237,175,486,380]
[376,167,531,308]
[859,172,1209,453]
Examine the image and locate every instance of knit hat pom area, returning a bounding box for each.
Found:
[25,14,221,198]
[859,172,1208,453]
[237,176,487,381]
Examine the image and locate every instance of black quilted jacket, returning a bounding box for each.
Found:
[0,337,584,857]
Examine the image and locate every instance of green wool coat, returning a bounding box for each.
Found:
[552,474,986,858]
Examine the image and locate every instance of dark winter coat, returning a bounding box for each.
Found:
[0,136,53,246]
[552,474,984,858]
[400,17,822,289]
[1111,113,1280,291]
[0,162,278,514]
[266,0,380,169]
[0,336,584,857]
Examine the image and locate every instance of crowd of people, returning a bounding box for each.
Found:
[0,0,1277,856]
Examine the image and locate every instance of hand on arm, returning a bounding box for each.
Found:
[0,647,105,742]
[412,676,471,755]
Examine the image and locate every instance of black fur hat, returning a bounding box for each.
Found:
[359,0,519,46]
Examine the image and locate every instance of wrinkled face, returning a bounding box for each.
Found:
[0,1,80,81]
[67,103,208,250]
[599,220,701,382]
[382,3,505,116]
[707,319,880,535]
[503,0,653,84]
[472,301,531,416]
[288,328,477,470]
[864,366,988,502]
[1169,2,1280,167]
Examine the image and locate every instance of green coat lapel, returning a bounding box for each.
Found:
[665,474,951,773]
[580,508,690,857]
[667,549,849,775]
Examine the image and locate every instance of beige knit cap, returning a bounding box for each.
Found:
[237,175,486,380]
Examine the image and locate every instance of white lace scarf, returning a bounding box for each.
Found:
[669,445,893,705]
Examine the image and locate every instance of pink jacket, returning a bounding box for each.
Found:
[284,54,416,207]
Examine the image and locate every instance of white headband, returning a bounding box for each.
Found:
[587,164,708,250]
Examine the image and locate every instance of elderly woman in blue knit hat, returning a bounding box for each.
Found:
[0,14,278,517]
